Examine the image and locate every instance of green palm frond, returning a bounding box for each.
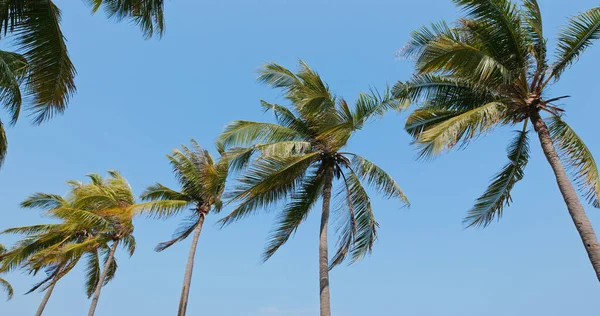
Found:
[85,0,165,39]
[522,0,546,73]
[340,170,378,265]
[257,62,301,91]
[329,172,357,268]
[548,116,600,207]
[219,121,308,149]
[120,235,135,257]
[453,0,527,70]
[551,7,600,81]
[413,101,506,158]
[345,154,410,206]
[84,250,100,298]
[393,74,495,111]
[21,192,67,209]
[155,214,200,252]
[12,0,76,124]
[263,168,326,261]
[2,224,61,236]
[100,245,117,285]
[132,200,190,219]
[0,120,5,166]
[0,50,28,124]
[260,100,309,134]
[0,277,13,300]
[221,153,318,226]
[464,127,529,227]
[351,87,408,129]
[140,183,189,202]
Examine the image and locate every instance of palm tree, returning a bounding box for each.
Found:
[140,140,228,316]
[68,171,140,316]
[218,61,410,316]
[0,191,121,315]
[394,0,600,281]
[0,243,14,300]
[0,0,166,167]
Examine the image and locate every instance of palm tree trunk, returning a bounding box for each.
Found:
[319,171,333,316]
[531,111,600,281]
[35,274,60,316]
[177,212,206,316]
[87,240,119,316]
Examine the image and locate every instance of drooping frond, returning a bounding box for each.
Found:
[12,0,76,124]
[0,277,13,300]
[412,101,506,158]
[340,170,378,265]
[464,127,529,227]
[547,116,600,207]
[263,167,325,261]
[84,250,100,298]
[120,235,136,257]
[0,120,5,166]
[155,214,199,252]
[85,0,165,39]
[220,153,318,226]
[0,50,28,124]
[345,153,410,206]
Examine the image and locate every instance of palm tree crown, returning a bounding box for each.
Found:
[395,0,600,226]
[219,60,410,266]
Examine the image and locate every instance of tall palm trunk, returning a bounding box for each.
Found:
[531,111,600,281]
[319,171,333,316]
[177,212,206,316]
[35,273,60,316]
[88,240,119,316]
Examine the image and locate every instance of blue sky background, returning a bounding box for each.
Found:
[1,0,600,315]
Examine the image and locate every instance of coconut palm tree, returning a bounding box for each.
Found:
[394,0,600,281]
[0,0,166,167]
[140,140,228,316]
[0,243,14,300]
[218,61,410,316]
[0,191,120,315]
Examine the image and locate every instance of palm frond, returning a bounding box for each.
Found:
[0,50,28,124]
[551,7,600,81]
[0,277,13,300]
[20,192,67,210]
[548,116,600,207]
[413,101,506,158]
[85,0,165,38]
[13,0,76,124]
[464,128,529,227]
[219,121,308,149]
[220,153,318,226]
[522,0,546,74]
[263,167,326,261]
[140,183,190,202]
[84,250,100,298]
[132,200,190,219]
[155,214,199,252]
[0,120,5,166]
[345,153,410,206]
[1,224,61,236]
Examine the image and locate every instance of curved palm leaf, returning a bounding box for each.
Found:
[547,116,600,207]
[464,127,529,227]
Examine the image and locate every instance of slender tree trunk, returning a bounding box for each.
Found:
[177,212,206,316]
[87,240,119,316]
[530,111,600,281]
[35,273,60,316]
[319,171,333,316]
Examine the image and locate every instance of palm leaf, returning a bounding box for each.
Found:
[84,250,100,298]
[263,167,325,261]
[414,101,506,158]
[464,128,529,227]
[0,277,13,300]
[13,0,76,124]
[551,7,600,81]
[0,50,28,124]
[547,116,600,207]
[219,121,308,148]
[85,0,165,39]
[155,214,199,252]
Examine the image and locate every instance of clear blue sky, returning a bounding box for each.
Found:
[1,0,600,315]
